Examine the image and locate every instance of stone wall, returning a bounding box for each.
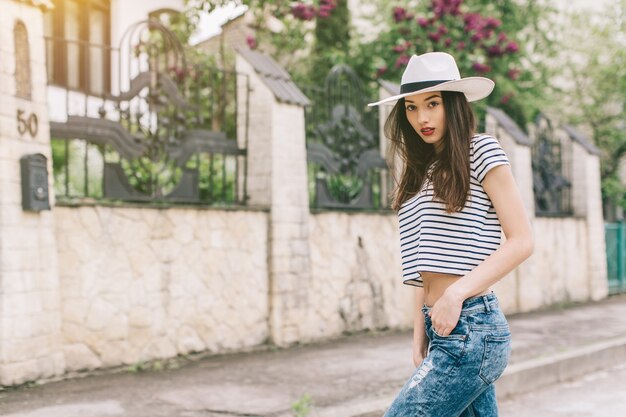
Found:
[55,205,269,371]
[309,212,412,335]
[0,0,64,386]
[532,217,591,304]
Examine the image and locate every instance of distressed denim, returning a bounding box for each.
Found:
[383,293,512,417]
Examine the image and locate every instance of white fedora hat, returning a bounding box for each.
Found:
[368,52,494,106]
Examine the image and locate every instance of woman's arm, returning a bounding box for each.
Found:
[413,286,429,366]
[429,164,534,336]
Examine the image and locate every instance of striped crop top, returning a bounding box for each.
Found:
[398,134,510,287]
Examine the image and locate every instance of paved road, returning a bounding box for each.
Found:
[499,361,626,417]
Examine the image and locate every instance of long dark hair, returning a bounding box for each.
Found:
[385,91,476,212]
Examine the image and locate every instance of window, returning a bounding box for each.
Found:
[14,21,32,99]
[44,0,111,95]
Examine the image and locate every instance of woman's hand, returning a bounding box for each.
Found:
[428,287,464,336]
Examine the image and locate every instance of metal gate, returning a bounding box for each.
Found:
[605,222,626,294]
[46,19,249,205]
[300,65,389,210]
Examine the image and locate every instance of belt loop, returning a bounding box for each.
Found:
[482,295,491,312]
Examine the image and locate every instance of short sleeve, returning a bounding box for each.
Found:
[403,276,424,288]
[471,135,510,183]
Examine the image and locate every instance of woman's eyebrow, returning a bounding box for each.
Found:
[405,94,441,104]
[423,94,441,102]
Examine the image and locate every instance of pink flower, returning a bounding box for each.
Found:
[487,45,502,57]
[505,41,519,53]
[318,8,331,18]
[497,32,507,42]
[444,38,452,47]
[428,32,441,42]
[172,66,185,81]
[417,17,430,27]
[507,68,521,80]
[485,17,501,28]
[432,0,462,18]
[246,35,257,49]
[471,32,483,43]
[318,0,336,18]
[393,44,406,53]
[501,93,514,104]
[456,41,466,51]
[438,24,449,35]
[376,65,388,78]
[291,3,316,21]
[394,55,411,68]
[472,62,491,73]
[393,7,407,23]
[464,13,482,30]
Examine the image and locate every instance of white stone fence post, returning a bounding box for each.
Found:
[0,0,64,386]
[235,47,318,346]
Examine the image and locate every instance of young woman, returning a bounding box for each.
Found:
[368,52,534,416]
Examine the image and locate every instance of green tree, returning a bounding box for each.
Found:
[349,0,558,129]
[309,0,351,86]
[549,5,626,210]
[182,0,343,83]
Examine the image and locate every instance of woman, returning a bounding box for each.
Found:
[368,52,534,416]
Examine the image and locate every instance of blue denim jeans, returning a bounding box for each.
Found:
[383,293,512,417]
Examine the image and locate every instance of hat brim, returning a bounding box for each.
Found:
[368,77,495,107]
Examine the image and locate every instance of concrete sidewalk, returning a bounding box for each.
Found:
[1,294,626,417]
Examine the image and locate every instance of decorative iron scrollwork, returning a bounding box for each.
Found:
[303,65,388,209]
[49,19,247,204]
[532,114,572,215]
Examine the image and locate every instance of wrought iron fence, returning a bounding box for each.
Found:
[45,20,248,205]
[605,222,626,294]
[300,65,390,210]
[531,114,572,216]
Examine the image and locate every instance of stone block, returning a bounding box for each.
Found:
[0,359,40,386]
[63,343,102,372]
[99,340,133,367]
[37,350,65,379]
[150,213,175,239]
[85,299,118,332]
[104,313,128,340]
[128,306,153,328]
[77,206,103,239]
[177,325,205,354]
[140,337,177,362]
[3,335,50,363]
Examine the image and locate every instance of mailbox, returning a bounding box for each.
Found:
[20,153,50,212]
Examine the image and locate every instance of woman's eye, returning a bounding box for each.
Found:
[406,105,416,111]
[428,101,440,108]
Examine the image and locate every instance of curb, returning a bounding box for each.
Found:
[305,335,626,417]
[496,334,626,398]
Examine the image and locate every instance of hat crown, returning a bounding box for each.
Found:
[400,52,461,85]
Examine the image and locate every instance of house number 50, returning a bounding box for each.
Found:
[17,109,38,138]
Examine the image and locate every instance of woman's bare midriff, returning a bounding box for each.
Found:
[421,271,491,307]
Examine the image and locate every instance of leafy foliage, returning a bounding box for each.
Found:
[349,0,558,129]
[547,5,626,211]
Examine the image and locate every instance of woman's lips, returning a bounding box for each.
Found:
[421,128,435,136]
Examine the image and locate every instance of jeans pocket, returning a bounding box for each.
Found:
[432,327,468,341]
[429,320,470,362]
[478,334,511,384]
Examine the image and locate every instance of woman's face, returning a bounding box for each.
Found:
[404,91,447,152]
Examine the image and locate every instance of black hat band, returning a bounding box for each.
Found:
[400,80,450,94]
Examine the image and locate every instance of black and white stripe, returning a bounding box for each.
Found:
[398,135,510,287]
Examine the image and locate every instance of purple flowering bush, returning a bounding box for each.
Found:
[361,0,540,123]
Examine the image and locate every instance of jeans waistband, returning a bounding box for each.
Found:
[423,292,499,315]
